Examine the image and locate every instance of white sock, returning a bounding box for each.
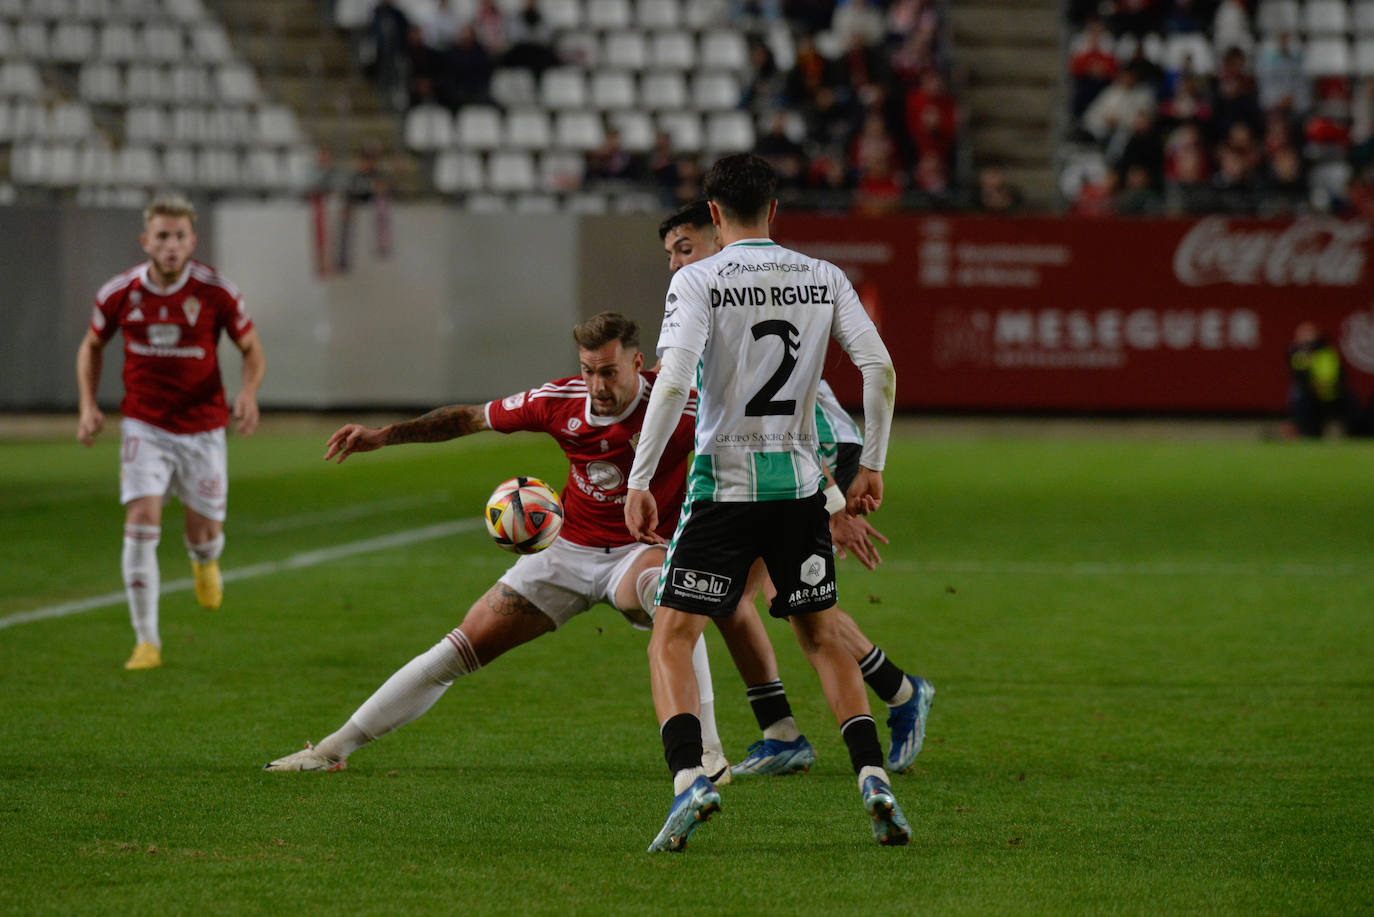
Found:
[763,716,801,743]
[316,628,481,761]
[186,533,225,563]
[635,567,660,619]
[691,634,723,753]
[858,764,888,791]
[673,766,706,795]
[123,524,161,647]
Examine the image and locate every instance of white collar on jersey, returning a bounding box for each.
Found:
[724,238,778,248]
[584,373,647,427]
[138,261,193,296]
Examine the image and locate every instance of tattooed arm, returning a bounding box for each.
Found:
[323,404,490,464]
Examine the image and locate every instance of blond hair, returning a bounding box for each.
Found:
[143,193,196,226]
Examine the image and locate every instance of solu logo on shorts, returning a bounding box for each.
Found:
[671,568,732,602]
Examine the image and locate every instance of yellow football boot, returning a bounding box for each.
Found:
[192,558,223,609]
[124,642,162,670]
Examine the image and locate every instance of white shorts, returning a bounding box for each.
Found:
[498,538,664,629]
[119,417,228,521]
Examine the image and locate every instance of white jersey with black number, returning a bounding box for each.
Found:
[659,238,878,502]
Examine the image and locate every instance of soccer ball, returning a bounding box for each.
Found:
[484,476,564,554]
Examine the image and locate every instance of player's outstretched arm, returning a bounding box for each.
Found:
[326,404,489,463]
[233,329,265,436]
[76,330,106,446]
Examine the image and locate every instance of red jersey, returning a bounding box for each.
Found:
[91,260,253,435]
[485,371,696,548]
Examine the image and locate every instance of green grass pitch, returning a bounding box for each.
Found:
[1,421,1371,915]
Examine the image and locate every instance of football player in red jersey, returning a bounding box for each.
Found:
[263,313,734,778]
[76,194,265,671]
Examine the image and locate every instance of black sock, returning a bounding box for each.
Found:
[746,680,793,731]
[661,713,703,774]
[840,714,883,774]
[859,646,906,705]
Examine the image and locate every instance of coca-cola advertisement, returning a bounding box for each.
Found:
[775,214,1374,413]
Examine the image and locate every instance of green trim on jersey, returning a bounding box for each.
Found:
[814,404,838,466]
[688,453,720,502]
[726,241,779,247]
[752,451,805,500]
[655,496,698,607]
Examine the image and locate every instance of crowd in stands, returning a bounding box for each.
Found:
[1065,0,1374,217]
[343,0,983,211]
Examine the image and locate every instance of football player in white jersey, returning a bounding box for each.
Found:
[628,154,909,850]
[659,202,934,780]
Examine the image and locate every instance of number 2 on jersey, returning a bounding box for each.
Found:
[745,320,800,417]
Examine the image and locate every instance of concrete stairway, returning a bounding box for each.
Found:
[208,0,422,193]
[948,0,1062,207]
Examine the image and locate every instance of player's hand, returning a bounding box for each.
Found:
[77,405,104,446]
[324,424,385,463]
[233,392,260,436]
[845,467,883,516]
[830,511,889,571]
[625,488,665,544]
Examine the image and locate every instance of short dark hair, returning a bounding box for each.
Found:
[703,154,776,224]
[658,200,712,240]
[573,312,640,352]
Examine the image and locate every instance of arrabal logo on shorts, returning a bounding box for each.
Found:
[671,568,732,601]
[799,554,826,586]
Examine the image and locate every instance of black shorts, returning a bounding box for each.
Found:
[658,493,838,619]
[833,442,862,494]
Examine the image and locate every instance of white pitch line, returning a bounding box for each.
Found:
[237,492,453,535]
[0,519,483,631]
[883,559,1361,578]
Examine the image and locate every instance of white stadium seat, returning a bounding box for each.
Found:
[541,150,585,190]
[99,22,139,61]
[1355,1,1374,33]
[513,192,560,213]
[650,31,696,70]
[405,103,454,151]
[657,110,703,151]
[434,151,485,193]
[692,72,741,110]
[602,31,648,69]
[586,0,632,29]
[541,67,588,109]
[124,105,171,143]
[116,145,159,185]
[554,109,605,149]
[216,64,261,104]
[1355,35,1374,73]
[608,109,654,151]
[565,191,609,213]
[50,22,95,62]
[590,70,636,109]
[79,62,124,103]
[491,68,537,107]
[192,23,233,63]
[539,0,583,30]
[455,105,503,149]
[0,61,43,98]
[636,0,680,29]
[684,0,727,29]
[505,107,553,148]
[555,31,600,67]
[705,110,754,152]
[487,150,537,192]
[699,30,749,71]
[1303,0,1350,35]
[197,147,241,187]
[1256,0,1301,33]
[1162,32,1215,74]
[1304,37,1352,74]
[256,104,302,145]
[142,23,185,62]
[78,143,117,185]
[640,71,688,109]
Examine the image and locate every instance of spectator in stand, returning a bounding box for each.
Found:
[1165,0,1206,34]
[1353,79,1374,172]
[835,34,890,104]
[1262,110,1299,159]
[905,70,958,164]
[756,112,808,190]
[1113,110,1164,187]
[649,131,680,206]
[1210,46,1262,142]
[886,0,936,45]
[1212,137,1262,212]
[742,37,787,113]
[1347,165,1374,218]
[808,155,855,212]
[363,0,412,111]
[1263,145,1309,213]
[808,85,863,157]
[449,25,494,109]
[831,0,887,49]
[1072,165,1118,216]
[974,167,1022,212]
[1159,72,1214,127]
[1211,0,1252,59]
[1070,16,1119,117]
[503,0,558,76]
[786,34,833,104]
[785,0,835,35]
[586,128,644,184]
[889,29,935,87]
[1083,65,1156,143]
[733,0,782,26]
[912,149,951,204]
[472,0,508,58]
[671,155,705,207]
[1164,132,1213,213]
[1285,322,1368,439]
[1107,0,1164,38]
[1116,163,1164,214]
[1255,31,1307,115]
